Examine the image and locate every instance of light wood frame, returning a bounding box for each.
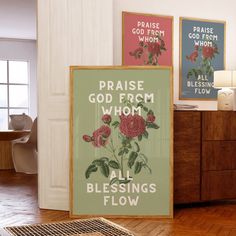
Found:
[70,66,173,219]
[179,17,226,100]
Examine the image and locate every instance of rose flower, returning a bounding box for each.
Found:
[119,114,146,138]
[147,42,161,56]
[146,114,156,123]
[92,125,111,148]
[202,46,215,59]
[186,51,198,63]
[102,114,112,125]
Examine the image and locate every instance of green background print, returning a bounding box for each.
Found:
[72,67,172,217]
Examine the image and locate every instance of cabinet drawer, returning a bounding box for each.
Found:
[202,141,236,171]
[174,154,200,203]
[202,170,236,201]
[202,111,236,140]
[174,111,201,153]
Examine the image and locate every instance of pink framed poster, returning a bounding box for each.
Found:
[122,12,173,66]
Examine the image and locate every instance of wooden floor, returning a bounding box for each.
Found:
[1,170,236,236]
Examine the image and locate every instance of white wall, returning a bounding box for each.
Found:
[113,0,236,110]
[0,39,37,118]
[0,0,36,39]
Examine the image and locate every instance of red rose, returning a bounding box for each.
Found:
[129,47,143,59]
[92,125,111,148]
[160,39,165,49]
[186,51,198,63]
[194,45,199,51]
[83,135,92,142]
[146,114,156,123]
[202,46,214,59]
[102,114,112,124]
[119,114,146,138]
[147,42,161,56]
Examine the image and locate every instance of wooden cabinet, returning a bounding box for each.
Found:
[174,111,236,204]
[174,111,201,204]
[201,111,236,201]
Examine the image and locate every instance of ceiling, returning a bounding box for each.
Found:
[0,0,36,40]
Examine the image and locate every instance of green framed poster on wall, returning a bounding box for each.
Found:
[179,17,225,100]
[70,66,173,218]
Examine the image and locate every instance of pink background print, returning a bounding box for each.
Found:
[123,12,173,66]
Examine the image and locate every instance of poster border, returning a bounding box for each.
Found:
[179,17,226,101]
[69,66,173,219]
[122,11,174,67]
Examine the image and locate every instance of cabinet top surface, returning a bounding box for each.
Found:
[174,110,236,112]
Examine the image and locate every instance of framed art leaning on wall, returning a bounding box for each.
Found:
[70,66,173,218]
[122,12,173,66]
[179,17,225,100]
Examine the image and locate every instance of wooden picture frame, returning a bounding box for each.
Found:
[179,17,226,100]
[122,12,173,66]
[70,66,173,218]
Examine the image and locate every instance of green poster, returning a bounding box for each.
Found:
[70,66,173,218]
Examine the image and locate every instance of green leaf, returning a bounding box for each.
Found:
[147,110,154,115]
[99,157,109,162]
[128,151,138,168]
[192,69,199,79]
[134,161,142,174]
[112,121,120,128]
[92,159,104,166]
[149,53,153,60]
[143,164,152,174]
[110,177,119,185]
[118,149,124,156]
[143,130,149,139]
[187,71,193,79]
[85,164,98,179]
[139,153,148,164]
[118,133,126,141]
[108,160,120,169]
[136,95,143,102]
[99,163,110,178]
[138,135,142,141]
[134,142,140,152]
[122,139,127,146]
[146,123,160,129]
[119,179,131,184]
[197,69,202,76]
[137,102,144,108]
[124,148,129,154]
[143,106,149,112]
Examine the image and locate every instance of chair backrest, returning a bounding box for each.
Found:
[24,115,33,130]
[9,114,33,130]
[27,118,37,150]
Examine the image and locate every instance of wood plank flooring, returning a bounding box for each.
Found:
[1,170,236,235]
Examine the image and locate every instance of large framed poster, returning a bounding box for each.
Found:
[70,66,173,218]
[122,12,173,66]
[180,17,226,100]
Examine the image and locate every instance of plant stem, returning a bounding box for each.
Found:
[104,141,121,172]
[110,138,125,178]
[120,154,124,178]
[107,138,126,178]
